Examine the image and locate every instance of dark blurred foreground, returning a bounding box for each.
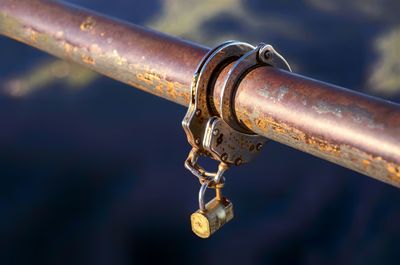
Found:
[1,0,400,264]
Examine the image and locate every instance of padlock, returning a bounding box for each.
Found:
[190,183,234,238]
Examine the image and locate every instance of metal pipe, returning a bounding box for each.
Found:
[0,0,208,106]
[1,0,399,187]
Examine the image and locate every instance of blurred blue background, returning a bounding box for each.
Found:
[1,0,400,264]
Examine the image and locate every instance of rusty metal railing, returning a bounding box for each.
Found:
[1,0,399,187]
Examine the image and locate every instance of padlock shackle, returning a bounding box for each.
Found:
[198,182,208,212]
[198,181,223,212]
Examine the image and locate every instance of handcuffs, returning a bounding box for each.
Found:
[182,41,291,238]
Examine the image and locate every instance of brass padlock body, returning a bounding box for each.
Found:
[191,197,234,238]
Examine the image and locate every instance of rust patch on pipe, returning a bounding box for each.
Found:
[248,112,400,185]
[80,16,96,32]
[387,163,400,178]
[214,63,400,187]
[81,54,95,65]
[26,27,38,43]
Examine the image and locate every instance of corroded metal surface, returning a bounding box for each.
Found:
[0,0,208,106]
[1,0,400,187]
[216,66,400,186]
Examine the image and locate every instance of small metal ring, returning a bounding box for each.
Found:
[214,162,228,183]
[184,148,228,184]
[220,43,292,133]
[185,153,215,180]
